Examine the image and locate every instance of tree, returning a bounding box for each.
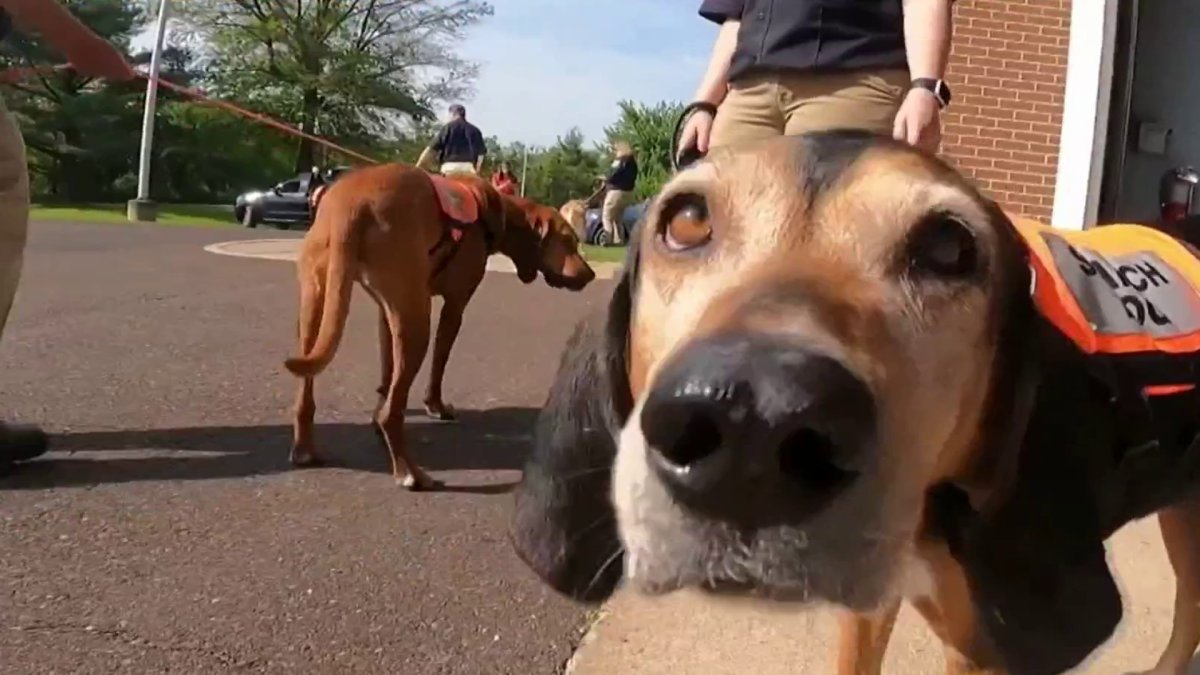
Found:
[175,0,494,173]
[0,0,145,201]
[521,128,605,208]
[603,99,684,201]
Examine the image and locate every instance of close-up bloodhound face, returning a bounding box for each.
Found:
[612,131,1030,609]
[512,129,1038,612]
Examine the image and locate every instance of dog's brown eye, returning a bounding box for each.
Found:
[907,213,979,279]
[659,193,711,252]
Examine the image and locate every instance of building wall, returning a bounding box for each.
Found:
[940,0,1072,220]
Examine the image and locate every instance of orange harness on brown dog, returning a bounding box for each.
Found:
[310,169,492,279]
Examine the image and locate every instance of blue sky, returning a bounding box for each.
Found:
[455,0,715,146]
[137,1,716,148]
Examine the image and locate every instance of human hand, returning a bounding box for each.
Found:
[676,108,715,163]
[65,36,136,82]
[892,88,942,153]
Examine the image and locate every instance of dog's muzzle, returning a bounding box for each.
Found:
[640,334,877,526]
[615,332,894,607]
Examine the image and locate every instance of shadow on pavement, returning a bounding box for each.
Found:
[0,407,538,491]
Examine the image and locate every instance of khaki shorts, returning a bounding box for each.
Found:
[602,189,631,244]
[710,68,909,150]
[439,161,478,176]
[0,97,29,340]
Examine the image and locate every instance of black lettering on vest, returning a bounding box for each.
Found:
[1137,261,1170,288]
[1092,261,1120,290]
[1122,296,1145,324]
[1119,295,1173,327]
[1069,245,1095,276]
[1116,265,1148,292]
[1146,299,1172,326]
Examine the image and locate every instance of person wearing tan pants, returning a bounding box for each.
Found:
[0,0,134,468]
[678,0,956,162]
[601,141,638,246]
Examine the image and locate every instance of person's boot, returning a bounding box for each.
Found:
[0,423,48,469]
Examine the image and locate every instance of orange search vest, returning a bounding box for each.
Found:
[1011,216,1200,401]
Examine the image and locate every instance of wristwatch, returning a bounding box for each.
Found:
[911,78,952,109]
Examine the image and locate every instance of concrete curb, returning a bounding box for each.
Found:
[562,518,1177,675]
[203,238,624,279]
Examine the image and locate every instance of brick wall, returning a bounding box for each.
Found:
[941,0,1072,219]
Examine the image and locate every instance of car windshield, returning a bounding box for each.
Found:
[280,180,301,192]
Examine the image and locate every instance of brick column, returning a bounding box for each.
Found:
[941,0,1072,220]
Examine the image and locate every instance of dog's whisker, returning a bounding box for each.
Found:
[582,544,625,599]
[566,513,616,548]
[557,465,613,483]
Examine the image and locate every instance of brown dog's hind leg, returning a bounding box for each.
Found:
[836,603,900,675]
[423,297,467,422]
[372,299,393,434]
[373,280,442,491]
[291,269,324,467]
[1137,497,1200,675]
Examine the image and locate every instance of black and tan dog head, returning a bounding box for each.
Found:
[498,195,596,290]
[513,130,1134,672]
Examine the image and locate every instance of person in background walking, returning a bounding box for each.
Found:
[417,104,487,176]
[600,141,638,247]
[0,0,136,469]
[490,161,519,196]
[677,0,954,162]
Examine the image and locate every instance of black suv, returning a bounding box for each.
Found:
[234,167,350,229]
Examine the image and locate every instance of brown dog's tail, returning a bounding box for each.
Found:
[284,202,364,378]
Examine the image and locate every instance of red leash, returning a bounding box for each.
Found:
[0,64,381,166]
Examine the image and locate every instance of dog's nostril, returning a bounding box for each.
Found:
[642,399,725,469]
[777,427,857,492]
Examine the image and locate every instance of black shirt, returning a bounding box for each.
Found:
[431,118,486,165]
[606,156,638,192]
[698,0,910,82]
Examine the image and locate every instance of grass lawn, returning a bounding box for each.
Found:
[580,244,627,264]
[30,202,630,266]
[31,203,234,228]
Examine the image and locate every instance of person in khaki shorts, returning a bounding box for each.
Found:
[600,141,638,246]
[0,0,135,468]
[677,0,955,162]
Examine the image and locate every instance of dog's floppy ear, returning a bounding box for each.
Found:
[928,207,1127,674]
[479,183,509,244]
[510,244,639,602]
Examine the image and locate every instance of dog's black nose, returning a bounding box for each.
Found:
[639,335,876,523]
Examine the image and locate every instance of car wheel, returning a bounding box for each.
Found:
[593,229,610,247]
[242,207,259,228]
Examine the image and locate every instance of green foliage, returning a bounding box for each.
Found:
[521,129,606,207]
[0,0,144,201]
[174,0,494,172]
[603,100,684,201]
[0,1,686,209]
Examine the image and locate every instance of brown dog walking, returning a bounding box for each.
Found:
[285,162,594,489]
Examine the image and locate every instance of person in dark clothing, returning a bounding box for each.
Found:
[417,104,487,176]
[303,165,324,197]
[677,0,955,163]
[601,141,638,246]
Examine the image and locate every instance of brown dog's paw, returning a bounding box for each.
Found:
[398,472,445,491]
[423,402,458,422]
[290,448,325,468]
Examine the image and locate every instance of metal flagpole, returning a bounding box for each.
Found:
[128,0,171,222]
[520,145,528,197]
